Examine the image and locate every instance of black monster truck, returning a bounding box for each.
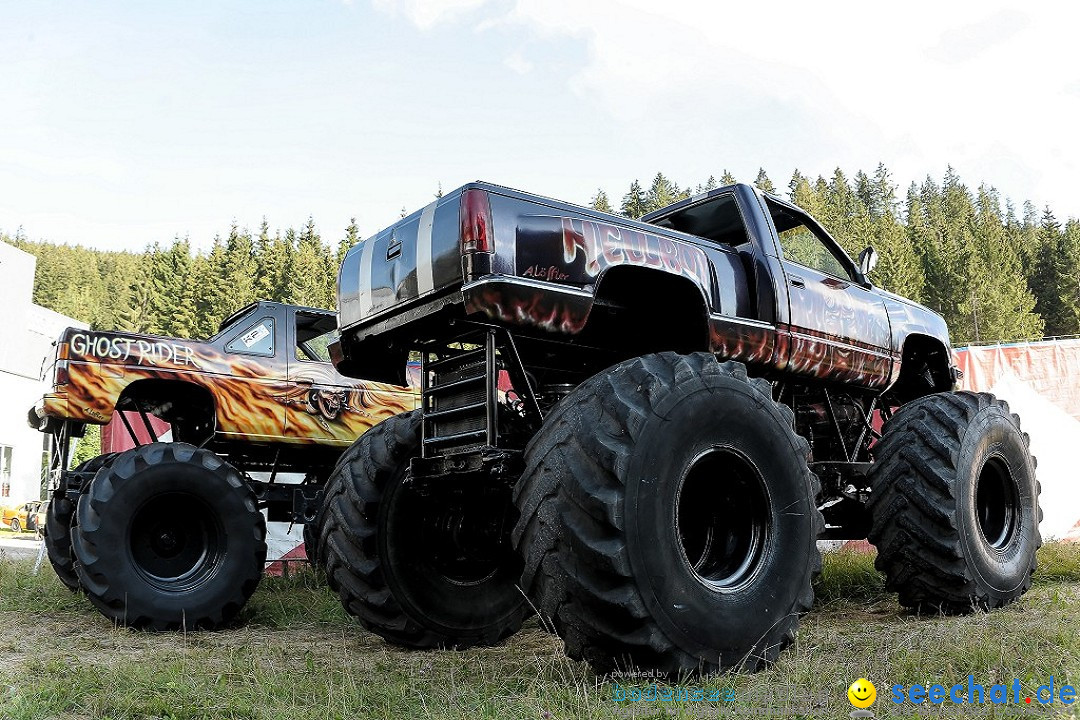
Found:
[323,181,1040,675]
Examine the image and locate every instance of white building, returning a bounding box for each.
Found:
[0,242,85,503]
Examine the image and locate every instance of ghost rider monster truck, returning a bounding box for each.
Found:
[29,300,415,629]
[328,182,1040,674]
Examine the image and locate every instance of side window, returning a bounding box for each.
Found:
[295,312,339,364]
[650,193,750,247]
[297,332,336,363]
[226,318,275,357]
[769,202,851,280]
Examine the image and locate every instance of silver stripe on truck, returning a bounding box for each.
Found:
[416,199,437,296]
[358,233,377,314]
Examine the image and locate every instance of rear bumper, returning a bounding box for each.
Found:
[461,276,594,334]
[335,275,598,382]
[27,394,68,431]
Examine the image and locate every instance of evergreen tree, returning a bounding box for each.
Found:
[223,224,258,312]
[186,254,220,338]
[1032,207,1071,336]
[821,169,863,256]
[12,166,1080,348]
[195,235,231,332]
[720,170,737,186]
[963,186,1042,342]
[753,168,776,194]
[862,167,924,302]
[1060,219,1080,333]
[145,239,193,336]
[338,217,362,269]
[285,218,333,309]
[788,170,826,221]
[590,189,614,213]
[644,173,681,215]
[696,175,718,193]
[620,180,647,218]
[117,262,154,333]
[254,220,292,303]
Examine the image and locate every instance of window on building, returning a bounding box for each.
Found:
[1,445,11,497]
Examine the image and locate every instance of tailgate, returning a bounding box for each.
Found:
[339,191,465,331]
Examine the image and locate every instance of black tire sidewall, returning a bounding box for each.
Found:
[378,452,526,642]
[46,454,118,590]
[955,407,1038,598]
[624,373,814,663]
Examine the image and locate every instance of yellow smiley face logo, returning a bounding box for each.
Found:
[848,678,876,709]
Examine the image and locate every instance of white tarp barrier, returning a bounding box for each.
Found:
[984,372,1080,539]
[956,340,1080,540]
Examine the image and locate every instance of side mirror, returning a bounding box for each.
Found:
[858,246,878,278]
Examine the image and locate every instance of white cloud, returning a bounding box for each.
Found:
[370,0,488,29]
[372,0,1080,210]
[504,50,533,74]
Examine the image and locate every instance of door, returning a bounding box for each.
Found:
[766,200,893,387]
[216,311,288,440]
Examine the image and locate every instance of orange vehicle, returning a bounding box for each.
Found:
[1,501,43,533]
[29,301,415,630]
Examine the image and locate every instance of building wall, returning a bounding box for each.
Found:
[0,242,86,503]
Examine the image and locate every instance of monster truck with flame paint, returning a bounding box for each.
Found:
[29,300,415,629]
[324,181,1040,675]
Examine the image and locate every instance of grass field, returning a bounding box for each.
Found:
[2,544,1080,719]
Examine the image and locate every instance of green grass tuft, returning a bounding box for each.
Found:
[3,543,1080,718]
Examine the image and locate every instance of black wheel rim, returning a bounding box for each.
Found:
[129,493,225,591]
[400,485,506,587]
[676,447,771,591]
[426,502,503,586]
[975,454,1020,550]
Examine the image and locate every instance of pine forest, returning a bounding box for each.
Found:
[6,165,1080,347]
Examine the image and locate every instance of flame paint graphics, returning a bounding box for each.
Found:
[782,273,895,387]
[464,283,591,334]
[708,319,892,388]
[788,278,892,354]
[50,330,415,447]
[279,364,416,444]
[783,330,893,388]
[709,319,780,368]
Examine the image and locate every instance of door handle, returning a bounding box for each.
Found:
[789,275,806,288]
[295,378,313,386]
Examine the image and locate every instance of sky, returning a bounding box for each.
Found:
[2,0,1079,252]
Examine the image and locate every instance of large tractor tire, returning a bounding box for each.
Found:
[868,391,1041,612]
[304,464,345,580]
[321,411,529,649]
[45,453,118,591]
[307,470,343,593]
[513,353,822,676]
[71,443,267,630]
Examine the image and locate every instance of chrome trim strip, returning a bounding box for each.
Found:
[358,234,377,315]
[709,313,774,329]
[462,275,594,298]
[416,200,437,296]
